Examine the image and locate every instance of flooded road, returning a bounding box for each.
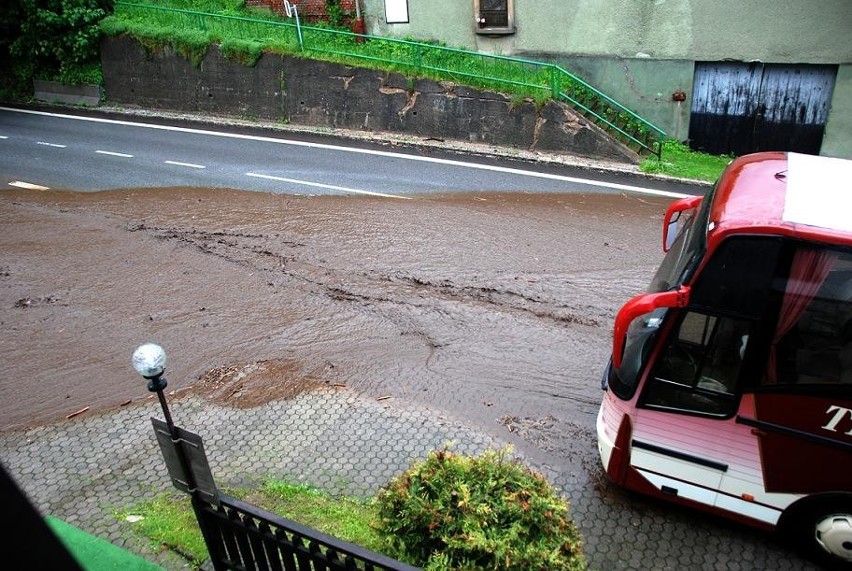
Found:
[0,187,666,438]
[4,186,820,569]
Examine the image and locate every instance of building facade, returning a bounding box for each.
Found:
[361,0,852,159]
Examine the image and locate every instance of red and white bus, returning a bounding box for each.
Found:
[597,151,852,568]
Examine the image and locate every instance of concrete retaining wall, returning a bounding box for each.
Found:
[100,35,638,163]
[34,80,102,107]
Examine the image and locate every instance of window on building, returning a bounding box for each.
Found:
[384,0,408,24]
[474,0,515,34]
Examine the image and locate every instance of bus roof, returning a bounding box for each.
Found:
[708,152,852,247]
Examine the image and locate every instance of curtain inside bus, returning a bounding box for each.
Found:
[766,247,838,383]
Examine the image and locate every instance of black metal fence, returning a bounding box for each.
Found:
[191,493,419,571]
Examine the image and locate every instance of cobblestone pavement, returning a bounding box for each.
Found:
[0,387,821,570]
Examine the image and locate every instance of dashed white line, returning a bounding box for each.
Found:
[37,141,66,148]
[96,150,134,158]
[9,181,49,190]
[245,172,411,199]
[165,160,205,169]
[0,136,8,139]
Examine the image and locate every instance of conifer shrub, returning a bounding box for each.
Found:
[374,447,586,571]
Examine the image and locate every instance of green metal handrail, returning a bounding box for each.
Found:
[112,1,666,156]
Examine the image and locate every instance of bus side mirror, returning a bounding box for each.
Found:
[663,195,703,252]
[612,286,690,369]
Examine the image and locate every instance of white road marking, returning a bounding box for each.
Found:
[37,141,66,148]
[165,160,205,169]
[2,107,691,199]
[246,172,411,199]
[0,136,8,139]
[9,180,49,190]
[96,150,134,158]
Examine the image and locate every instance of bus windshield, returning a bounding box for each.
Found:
[649,191,711,293]
[606,192,712,398]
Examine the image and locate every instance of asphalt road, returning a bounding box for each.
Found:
[0,106,700,198]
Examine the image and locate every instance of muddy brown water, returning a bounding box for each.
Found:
[0,187,669,456]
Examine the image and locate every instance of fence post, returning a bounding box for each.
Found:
[550,66,557,98]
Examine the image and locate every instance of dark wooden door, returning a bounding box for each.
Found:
[689,62,836,156]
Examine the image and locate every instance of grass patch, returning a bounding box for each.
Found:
[119,481,383,566]
[219,39,264,66]
[119,493,209,566]
[245,481,384,551]
[641,140,733,183]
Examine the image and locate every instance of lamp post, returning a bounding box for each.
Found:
[132,342,176,435]
[132,343,219,504]
[132,344,222,565]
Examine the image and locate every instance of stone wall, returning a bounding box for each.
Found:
[100,35,638,163]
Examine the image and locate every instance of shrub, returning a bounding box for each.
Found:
[374,447,585,571]
[4,0,113,83]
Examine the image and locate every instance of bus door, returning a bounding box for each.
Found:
[739,244,852,496]
[629,236,784,520]
[631,308,755,513]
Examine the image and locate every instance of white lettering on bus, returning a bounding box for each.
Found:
[821,405,852,435]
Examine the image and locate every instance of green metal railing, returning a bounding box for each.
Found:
[113,1,666,156]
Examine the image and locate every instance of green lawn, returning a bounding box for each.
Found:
[119,481,384,566]
[641,140,732,183]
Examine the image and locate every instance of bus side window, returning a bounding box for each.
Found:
[765,247,852,386]
[641,311,750,417]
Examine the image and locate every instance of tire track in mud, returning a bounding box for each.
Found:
[127,223,322,287]
[384,273,606,327]
[125,223,459,377]
[127,223,611,330]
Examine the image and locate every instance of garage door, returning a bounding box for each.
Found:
[689,62,837,156]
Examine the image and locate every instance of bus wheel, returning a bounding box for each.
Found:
[787,498,852,569]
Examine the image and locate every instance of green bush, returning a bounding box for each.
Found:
[325,0,345,28]
[3,0,113,84]
[374,447,585,571]
[55,61,103,85]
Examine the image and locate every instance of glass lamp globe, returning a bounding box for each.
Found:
[132,343,167,379]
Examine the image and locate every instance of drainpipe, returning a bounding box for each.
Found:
[283,0,303,50]
[353,0,366,42]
